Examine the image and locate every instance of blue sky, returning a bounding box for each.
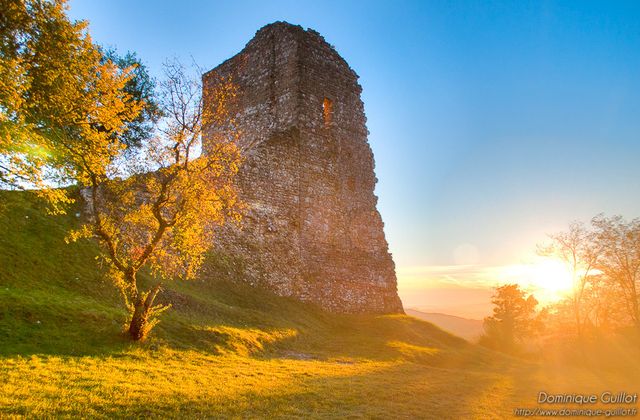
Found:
[68,0,640,316]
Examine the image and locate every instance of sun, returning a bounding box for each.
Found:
[525,258,574,302]
[495,258,576,305]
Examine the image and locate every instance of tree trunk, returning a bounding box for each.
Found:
[633,286,640,335]
[127,283,162,341]
[633,301,640,336]
[128,299,149,341]
[574,298,582,338]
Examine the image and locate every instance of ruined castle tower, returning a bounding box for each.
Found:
[203,22,403,313]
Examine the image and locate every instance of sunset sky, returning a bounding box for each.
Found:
[68,0,640,319]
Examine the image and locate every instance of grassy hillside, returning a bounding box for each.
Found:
[1,191,638,418]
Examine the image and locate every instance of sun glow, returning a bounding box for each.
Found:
[529,259,574,293]
[519,258,574,304]
[396,258,578,316]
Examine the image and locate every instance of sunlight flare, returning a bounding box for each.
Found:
[508,257,575,305]
[527,258,574,295]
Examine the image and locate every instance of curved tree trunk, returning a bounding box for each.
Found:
[128,300,149,341]
[128,283,162,341]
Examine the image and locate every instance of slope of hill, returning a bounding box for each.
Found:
[1,191,638,418]
[406,309,484,342]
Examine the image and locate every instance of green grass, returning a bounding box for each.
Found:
[1,190,638,418]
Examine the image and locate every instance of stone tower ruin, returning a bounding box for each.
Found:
[203,22,403,313]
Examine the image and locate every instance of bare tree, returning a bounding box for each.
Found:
[538,222,601,336]
[580,274,628,331]
[591,215,640,332]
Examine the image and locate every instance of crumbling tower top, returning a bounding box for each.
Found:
[203,21,366,153]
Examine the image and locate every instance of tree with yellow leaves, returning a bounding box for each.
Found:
[3,1,241,341]
[69,62,242,341]
[1,0,155,212]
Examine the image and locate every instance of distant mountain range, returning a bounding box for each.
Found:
[406,309,484,342]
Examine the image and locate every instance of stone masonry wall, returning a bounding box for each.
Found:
[202,22,403,313]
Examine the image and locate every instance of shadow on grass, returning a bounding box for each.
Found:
[1,275,508,370]
[0,305,133,357]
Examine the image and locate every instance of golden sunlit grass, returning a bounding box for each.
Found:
[2,347,637,418]
[1,190,639,418]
